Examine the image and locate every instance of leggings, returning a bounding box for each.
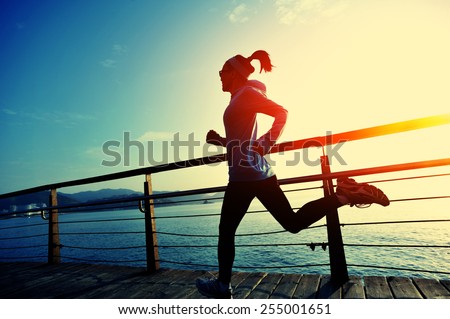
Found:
[218,175,342,284]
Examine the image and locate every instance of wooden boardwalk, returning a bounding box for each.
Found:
[0,262,449,299]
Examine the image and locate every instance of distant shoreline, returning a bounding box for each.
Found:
[0,188,221,217]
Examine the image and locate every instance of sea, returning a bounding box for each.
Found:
[0,199,449,280]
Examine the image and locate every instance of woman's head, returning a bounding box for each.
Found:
[219,50,273,92]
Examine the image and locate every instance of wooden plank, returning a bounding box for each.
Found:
[112,269,197,299]
[170,269,210,299]
[440,279,450,292]
[247,273,283,299]
[364,276,394,299]
[1,271,55,297]
[293,274,320,299]
[170,270,211,299]
[413,278,450,299]
[100,270,181,299]
[270,274,301,299]
[39,267,104,298]
[86,268,196,299]
[183,270,223,299]
[233,272,267,299]
[61,264,153,298]
[342,276,365,299]
[2,263,450,300]
[388,277,422,299]
[47,264,138,298]
[0,263,76,287]
[128,284,166,299]
[231,271,251,288]
[192,271,252,299]
[125,269,236,299]
[155,269,202,285]
[0,264,49,297]
[151,269,190,284]
[317,276,341,299]
[59,264,149,298]
[1,263,95,298]
[0,262,42,278]
[84,282,138,299]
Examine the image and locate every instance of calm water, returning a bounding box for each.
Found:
[1,199,449,280]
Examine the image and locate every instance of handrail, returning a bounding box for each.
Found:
[3,157,450,218]
[1,113,449,199]
[271,113,450,152]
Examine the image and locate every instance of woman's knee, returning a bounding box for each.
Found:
[283,224,302,234]
[218,222,238,238]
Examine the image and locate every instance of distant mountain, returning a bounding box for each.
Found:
[0,188,221,214]
[0,191,78,212]
[62,188,142,203]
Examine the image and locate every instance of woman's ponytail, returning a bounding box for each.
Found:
[227,50,273,79]
[248,50,273,73]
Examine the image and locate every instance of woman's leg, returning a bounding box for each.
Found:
[256,176,342,233]
[218,181,255,284]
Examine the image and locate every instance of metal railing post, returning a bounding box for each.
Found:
[48,188,61,264]
[144,174,160,272]
[320,155,349,284]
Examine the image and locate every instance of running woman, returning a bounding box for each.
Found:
[196,50,389,298]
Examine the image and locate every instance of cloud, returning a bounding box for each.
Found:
[100,59,117,68]
[113,44,128,55]
[16,23,25,30]
[3,108,94,126]
[228,3,256,24]
[2,108,17,115]
[63,112,95,122]
[275,0,349,25]
[84,146,104,158]
[137,131,174,142]
[100,43,128,68]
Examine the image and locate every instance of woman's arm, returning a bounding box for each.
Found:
[255,100,288,155]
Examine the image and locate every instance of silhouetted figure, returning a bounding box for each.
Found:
[196,50,389,298]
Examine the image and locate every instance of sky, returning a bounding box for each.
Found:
[1,0,450,199]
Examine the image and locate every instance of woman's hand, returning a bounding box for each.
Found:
[206,130,226,146]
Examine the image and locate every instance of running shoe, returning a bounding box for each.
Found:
[196,277,233,299]
[336,177,390,208]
